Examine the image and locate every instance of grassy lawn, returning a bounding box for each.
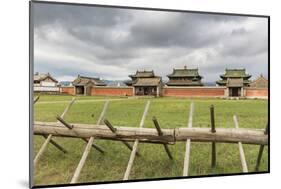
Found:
[34,94,124,102]
[33,95,268,186]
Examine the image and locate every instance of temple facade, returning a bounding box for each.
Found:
[216,69,251,97]
[166,66,203,86]
[125,70,162,96]
[250,74,268,88]
[72,75,106,95]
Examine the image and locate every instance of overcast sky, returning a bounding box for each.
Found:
[33,3,268,83]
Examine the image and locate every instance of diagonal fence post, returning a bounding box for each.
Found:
[152,117,173,160]
[33,96,40,104]
[81,100,110,154]
[42,134,67,153]
[70,137,95,184]
[255,123,268,171]
[33,97,75,169]
[56,116,105,153]
[233,115,248,172]
[70,100,109,183]
[183,102,194,176]
[123,100,150,180]
[103,119,140,156]
[33,134,53,168]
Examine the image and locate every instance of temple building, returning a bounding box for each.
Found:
[72,75,106,95]
[216,69,251,97]
[250,74,268,88]
[33,72,60,93]
[125,70,162,96]
[166,66,203,86]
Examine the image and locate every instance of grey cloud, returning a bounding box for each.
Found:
[124,13,246,49]
[220,20,268,57]
[231,27,247,35]
[33,2,268,83]
[33,3,131,28]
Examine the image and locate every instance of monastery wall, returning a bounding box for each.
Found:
[60,86,75,95]
[245,87,268,99]
[91,86,134,96]
[162,86,226,97]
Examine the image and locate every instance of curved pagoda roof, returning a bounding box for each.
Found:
[129,70,157,78]
[34,72,58,83]
[72,75,106,86]
[133,77,161,86]
[220,68,251,79]
[167,66,202,78]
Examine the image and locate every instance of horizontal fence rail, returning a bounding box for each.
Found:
[34,122,268,145]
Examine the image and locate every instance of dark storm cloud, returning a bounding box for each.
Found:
[33,2,268,82]
[33,3,130,28]
[126,13,245,49]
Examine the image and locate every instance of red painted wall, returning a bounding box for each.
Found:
[245,88,268,97]
[60,87,75,95]
[59,86,268,99]
[162,87,226,97]
[91,87,133,96]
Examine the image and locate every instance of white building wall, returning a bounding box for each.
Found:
[41,81,56,87]
[34,86,59,92]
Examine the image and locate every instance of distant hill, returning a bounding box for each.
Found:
[59,81,72,86]
[102,80,127,87]
[203,82,217,86]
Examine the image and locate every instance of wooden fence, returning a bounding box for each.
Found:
[33,96,268,183]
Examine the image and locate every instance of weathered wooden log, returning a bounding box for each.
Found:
[82,138,105,154]
[103,119,117,133]
[33,96,40,104]
[152,117,173,159]
[60,97,76,118]
[34,134,52,169]
[43,135,67,154]
[70,101,109,184]
[255,123,268,171]
[233,115,248,173]
[57,116,105,153]
[183,102,194,176]
[255,145,265,171]
[81,100,109,154]
[104,119,141,156]
[70,137,94,184]
[57,116,74,129]
[96,100,109,125]
[34,122,268,145]
[34,121,175,144]
[33,97,75,168]
[123,101,150,180]
[210,105,216,133]
[210,105,216,170]
[175,128,267,145]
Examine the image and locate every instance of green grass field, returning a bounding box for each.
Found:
[33,95,268,186]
